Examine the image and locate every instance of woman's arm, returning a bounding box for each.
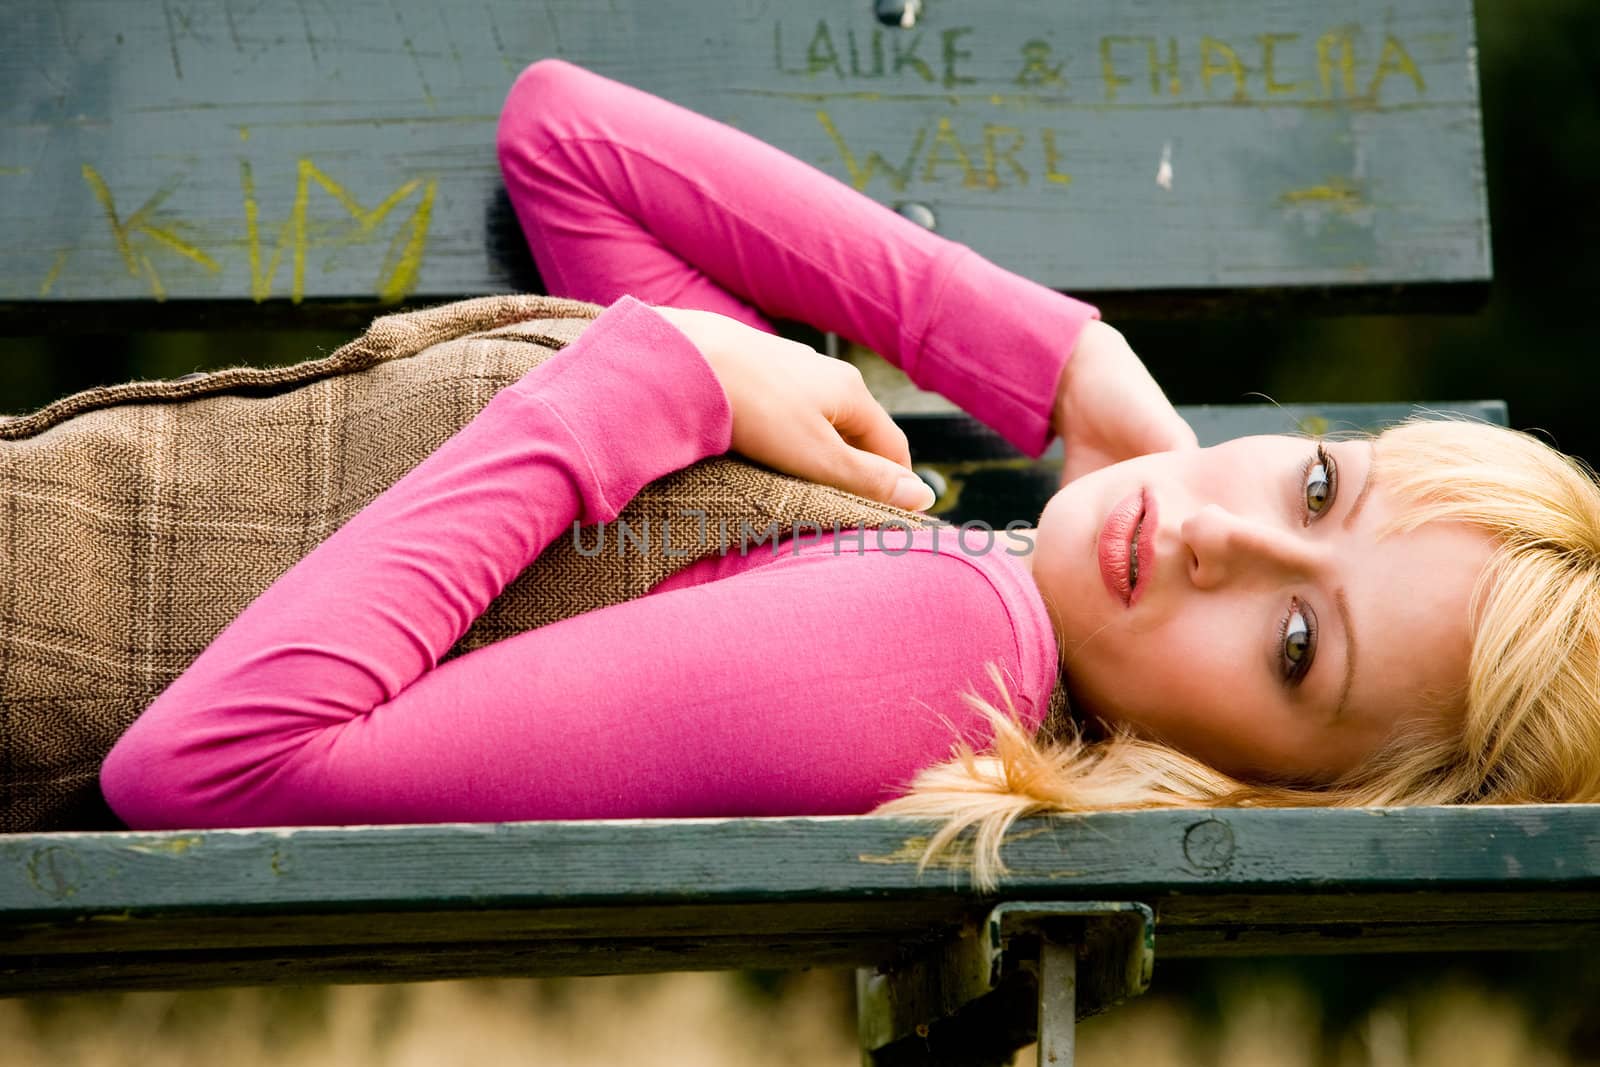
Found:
[100,296,730,827]
[98,298,1045,828]
[497,58,1097,460]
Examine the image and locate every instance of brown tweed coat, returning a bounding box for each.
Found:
[0,295,1065,832]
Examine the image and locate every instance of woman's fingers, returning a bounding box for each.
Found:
[777,366,931,509]
[809,418,935,510]
[827,363,915,471]
[652,305,935,510]
[744,404,932,510]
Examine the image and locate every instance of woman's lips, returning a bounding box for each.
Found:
[1131,492,1157,607]
[1098,489,1157,608]
[1098,488,1144,607]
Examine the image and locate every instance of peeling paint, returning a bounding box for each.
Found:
[1280,178,1365,212]
[858,835,973,869]
[126,834,203,856]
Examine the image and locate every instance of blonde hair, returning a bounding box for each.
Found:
[876,417,1600,889]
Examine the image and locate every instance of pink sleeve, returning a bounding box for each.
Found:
[496,58,1100,459]
[100,295,731,828]
[99,297,1051,829]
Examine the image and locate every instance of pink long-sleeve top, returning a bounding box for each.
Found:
[100,59,1100,830]
[100,297,1059,828]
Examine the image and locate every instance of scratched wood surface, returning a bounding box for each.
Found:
[0,0,1486,322]
[2,807,1599,994]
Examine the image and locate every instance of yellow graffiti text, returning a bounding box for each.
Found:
[1100,29,1427,104]
[241,158,437,304]
[75,158,435,304]
[82,165,221,301]
[818,110,1071,193]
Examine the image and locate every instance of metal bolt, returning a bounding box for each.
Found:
[874,0,921,30]
[896,201,936,231]
[912,466,947,503]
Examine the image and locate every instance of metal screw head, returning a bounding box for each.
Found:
[895,201,937,230]
[912,466,947,502]
[873,0,921,29]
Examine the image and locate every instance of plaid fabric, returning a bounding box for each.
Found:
[0,295,1065,831]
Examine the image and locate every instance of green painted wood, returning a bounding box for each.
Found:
[0,0,1487,322]
[2,807,1599,994]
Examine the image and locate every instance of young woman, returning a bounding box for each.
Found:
[100,61,1600,884]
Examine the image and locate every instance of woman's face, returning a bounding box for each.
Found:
[1027,435,1493,784]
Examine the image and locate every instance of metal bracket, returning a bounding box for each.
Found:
[857,901,1154,1066]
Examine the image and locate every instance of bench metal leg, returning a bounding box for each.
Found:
[857,901,1150,1066]
[1036,938,1077,1066]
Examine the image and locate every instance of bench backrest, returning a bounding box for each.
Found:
[1,0,1487,326]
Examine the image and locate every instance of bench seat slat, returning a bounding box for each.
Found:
[4,807,1600,994]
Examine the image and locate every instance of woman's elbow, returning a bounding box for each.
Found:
[497,57,594,171]
[99,700,237,831]
[100,725,180,830]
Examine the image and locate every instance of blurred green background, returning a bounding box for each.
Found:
[2,0,1597,1063]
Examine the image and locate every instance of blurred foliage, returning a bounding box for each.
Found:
[0,965,1589,1067]
[0,971,863,1067]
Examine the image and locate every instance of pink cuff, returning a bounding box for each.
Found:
[516,296,735,523]
[905,246,1100,458]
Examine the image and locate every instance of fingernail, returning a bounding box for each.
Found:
[893,473,937,511]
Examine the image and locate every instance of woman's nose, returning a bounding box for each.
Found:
[1181,503,1323,590]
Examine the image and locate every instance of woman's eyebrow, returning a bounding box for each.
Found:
[1342,441,1378,530]
[1334,586,1358,721]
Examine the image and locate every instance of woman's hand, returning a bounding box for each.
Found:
[1052,321,1198,486]
[653,306,937,511]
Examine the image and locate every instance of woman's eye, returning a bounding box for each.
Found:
[1303,445,1338,521]
[1280,598,1317,684]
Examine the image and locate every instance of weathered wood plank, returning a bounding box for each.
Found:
[0,0,1487,321]
[2,807,1599,994]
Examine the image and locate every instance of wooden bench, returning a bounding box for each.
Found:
[8,800,1599,1066]
[5,2,1578,1065]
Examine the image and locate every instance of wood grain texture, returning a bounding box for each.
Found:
[0,0,1487,321]
[2,807,1599,994]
